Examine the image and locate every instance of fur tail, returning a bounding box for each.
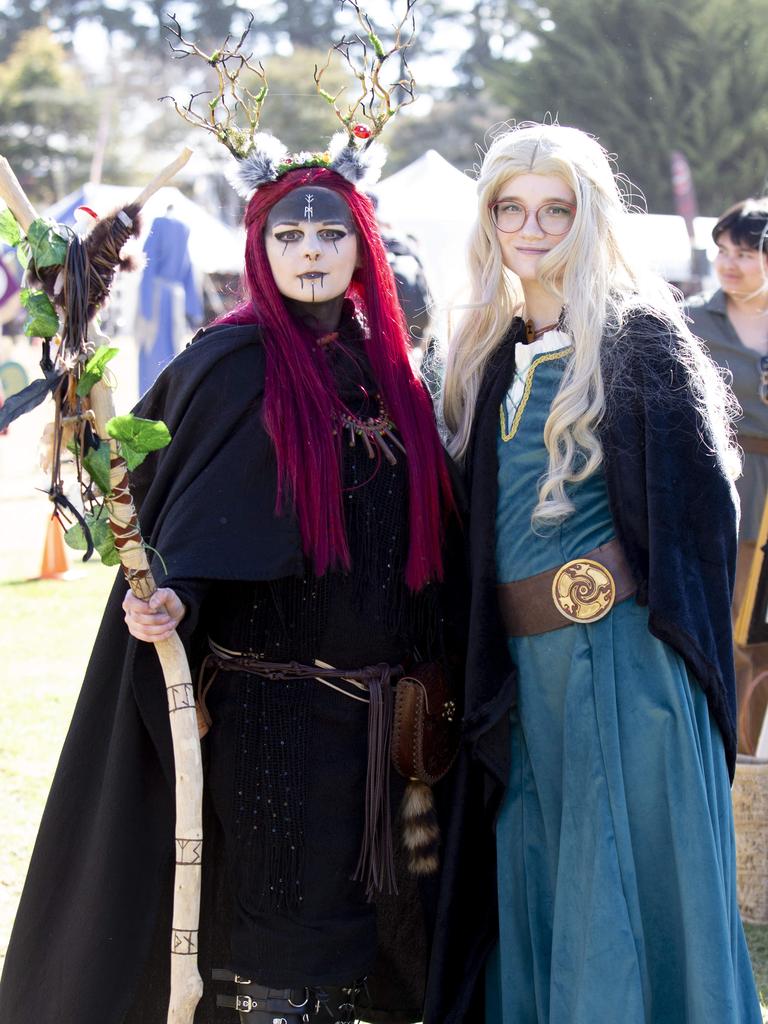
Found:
[400,780,440,875]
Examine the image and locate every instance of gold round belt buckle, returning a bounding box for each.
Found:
[551,557,616,624]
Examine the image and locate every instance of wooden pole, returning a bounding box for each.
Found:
[90,380,204,1023]
[0,147,193,232]
[133,148,193,210]
[0,156,38,231]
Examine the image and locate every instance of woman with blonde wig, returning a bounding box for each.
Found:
[424,124,762,1023]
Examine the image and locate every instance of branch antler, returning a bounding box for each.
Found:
[315,0,417,143]
[163,13,267,158]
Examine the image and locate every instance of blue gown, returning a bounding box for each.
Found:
[485,329,762,1024]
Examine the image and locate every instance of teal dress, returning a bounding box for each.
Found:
[485,330,762,1024]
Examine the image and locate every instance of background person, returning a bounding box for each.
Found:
[368,191,433,349]
[688,198,768,754]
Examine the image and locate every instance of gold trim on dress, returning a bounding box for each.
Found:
[500,346,574,442]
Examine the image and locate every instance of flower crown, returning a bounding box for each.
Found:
[164,1,416,199]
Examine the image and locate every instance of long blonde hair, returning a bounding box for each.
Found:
[443,123,739,527]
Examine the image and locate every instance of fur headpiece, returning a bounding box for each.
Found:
[227,131,389,199]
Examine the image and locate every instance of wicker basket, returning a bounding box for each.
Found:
[733,754,768,924]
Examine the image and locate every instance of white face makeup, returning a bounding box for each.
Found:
[492,172,577,283]
[265,187,358,305]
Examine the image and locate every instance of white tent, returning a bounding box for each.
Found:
[46,183,244,275]
[374,150,477,310]
[625,213,692,283]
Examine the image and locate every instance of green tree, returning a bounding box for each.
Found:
[500,0,768,213]
[0,1,48,61]
[0,0,341,59]
[256,46,354,152]
[386,91,512,172]
[256,0,340,50]
[0,27,97,205]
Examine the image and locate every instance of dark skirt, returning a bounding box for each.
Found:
[205,666,381,987]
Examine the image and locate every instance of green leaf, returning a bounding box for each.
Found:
[64,522,89,551]
[76,346,119,397]
[83,442,112,495]
[93,523,120,566]
[16,240,31,270]
[106,414,171,471]
[26,218,68,270]
[20,288,59,339]
[0,207,22,247]
[64,508,120,566]
[368,30,385,58]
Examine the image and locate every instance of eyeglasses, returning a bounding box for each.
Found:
[760,355,768,405]
[489,198,577,236]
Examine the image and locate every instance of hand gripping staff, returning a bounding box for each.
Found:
[0,151,205,1024]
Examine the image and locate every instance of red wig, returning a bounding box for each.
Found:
[218,166,452,589]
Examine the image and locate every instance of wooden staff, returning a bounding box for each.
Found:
[735,495,768,759]
[0,150,192,236]
[0,151,204,1024]
[90,381,204,1023]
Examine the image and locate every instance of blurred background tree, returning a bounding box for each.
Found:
[502,0,768,212]
[0,27,96,204]
[0,0,766,214]
[387,93,511,172]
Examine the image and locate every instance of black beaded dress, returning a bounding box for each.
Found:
[170,314,438,990]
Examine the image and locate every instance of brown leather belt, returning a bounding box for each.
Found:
[498,537,637,637]
[740,434,768,456]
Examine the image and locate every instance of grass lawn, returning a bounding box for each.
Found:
[0,562,115,955]
[1,566,767,1018]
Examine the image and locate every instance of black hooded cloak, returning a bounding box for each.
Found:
[0,322,443,1024]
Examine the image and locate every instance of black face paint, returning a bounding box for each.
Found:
[298,275,327,301]
[266,186,355,232]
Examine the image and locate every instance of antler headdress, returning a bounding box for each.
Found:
[164,0,417,198]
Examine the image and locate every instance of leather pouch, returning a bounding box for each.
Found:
[391,662,460,786]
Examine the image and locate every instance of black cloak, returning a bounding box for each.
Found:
[0,323,438,1024]
[423,315,740,1024]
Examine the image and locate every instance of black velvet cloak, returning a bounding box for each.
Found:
[0,323,437,1024]
[423,315,740,1024]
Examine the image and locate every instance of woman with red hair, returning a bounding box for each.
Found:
[0,156,459,1024]
[120,166,456,1021]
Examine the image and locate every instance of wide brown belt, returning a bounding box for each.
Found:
[498,537,637,637]
[739,434,768,457]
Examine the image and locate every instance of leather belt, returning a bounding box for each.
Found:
[497,537,637,637]
[739,434,768,456]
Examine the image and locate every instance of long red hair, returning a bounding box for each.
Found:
[217,166,451,589]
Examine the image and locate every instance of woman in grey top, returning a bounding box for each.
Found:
[688,197,768,753]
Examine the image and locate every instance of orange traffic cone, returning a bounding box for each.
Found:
[39,515,72,580]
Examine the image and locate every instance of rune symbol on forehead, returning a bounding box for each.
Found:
[304,193,315,219]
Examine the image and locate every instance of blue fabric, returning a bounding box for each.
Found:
[137,215,203,394]
[487,339,761,1024]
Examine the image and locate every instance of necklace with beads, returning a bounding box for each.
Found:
[334,396,406,465]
